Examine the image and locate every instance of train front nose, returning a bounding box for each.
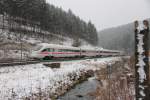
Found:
[29,51,38,59]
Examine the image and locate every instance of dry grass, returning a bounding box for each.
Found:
[88,57,135,100]
[91,56,150,100]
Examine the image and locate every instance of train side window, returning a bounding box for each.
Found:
[73,50,76,52]
[65,49,70,52]
[64,49,67,52]
[66,50,70,52]
[75,50,80,52]
[58,49,62,52]
[64,49,68,52]
[69,50,72,52]
[62,49,65,52]
[48,48,54,52]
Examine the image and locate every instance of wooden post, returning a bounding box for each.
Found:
[134,20,149,100]
[19,17,23,61]
[2,13,4,30]
[107,64,112,100]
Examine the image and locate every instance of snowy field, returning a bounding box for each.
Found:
[0,57,121,100]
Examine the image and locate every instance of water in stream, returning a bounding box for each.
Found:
[58,77,101,100]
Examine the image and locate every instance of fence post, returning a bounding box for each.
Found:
[107,63,112,100]
[134,20,149,100]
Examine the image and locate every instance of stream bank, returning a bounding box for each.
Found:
[58,77,101,100]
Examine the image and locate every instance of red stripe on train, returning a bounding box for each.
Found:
[40,52,81,55]
[39,51,118,55]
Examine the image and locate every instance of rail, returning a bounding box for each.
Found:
[0,56,113,67]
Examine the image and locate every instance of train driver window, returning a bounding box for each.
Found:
[42,49,48,52]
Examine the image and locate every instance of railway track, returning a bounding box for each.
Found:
[1,56,141,67]
[0,60,40,67]
[0,57,102,67]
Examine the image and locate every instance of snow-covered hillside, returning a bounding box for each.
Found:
[0,28,96,60]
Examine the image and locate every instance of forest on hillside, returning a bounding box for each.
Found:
[0,0,98,45]
[98,19,150,54]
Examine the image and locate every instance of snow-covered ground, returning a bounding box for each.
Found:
[0,57,121,100]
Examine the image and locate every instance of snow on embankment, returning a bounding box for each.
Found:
[0,57,121,99]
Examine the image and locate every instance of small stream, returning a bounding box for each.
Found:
[57,77,101,100]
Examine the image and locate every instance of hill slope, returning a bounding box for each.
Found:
[98,19,150,53]
[0,0,98,45]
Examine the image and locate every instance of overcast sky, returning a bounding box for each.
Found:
[46,0,150,31]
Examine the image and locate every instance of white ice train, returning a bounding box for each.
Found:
[29,43,122,60]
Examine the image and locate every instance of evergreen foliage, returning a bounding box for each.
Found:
[98,19,150,53]
[0,0,98,45]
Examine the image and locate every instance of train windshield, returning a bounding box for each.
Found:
[33,45,43,51]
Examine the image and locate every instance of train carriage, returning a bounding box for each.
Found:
[30,43,81,59]
[81,48,98,57]
[29,43,122,60]
[100,49,121,57]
